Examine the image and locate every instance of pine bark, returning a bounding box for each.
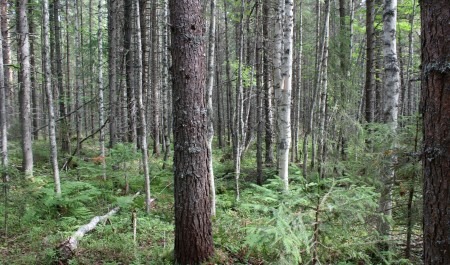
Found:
[151,0,160,156]
[108,0,119,147]
[365,0,375,123]
[421,1,450,263]
[169,0,214,263]
[262,0,274,165]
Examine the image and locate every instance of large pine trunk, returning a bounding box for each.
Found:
[421,1,450,263]
[169,0,214,263]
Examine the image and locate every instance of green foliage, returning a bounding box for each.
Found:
[241,175,379,264]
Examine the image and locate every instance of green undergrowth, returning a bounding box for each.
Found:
[1,123,421,264]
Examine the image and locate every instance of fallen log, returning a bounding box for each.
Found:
[57,192,140,263]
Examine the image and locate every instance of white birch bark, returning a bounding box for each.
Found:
[206,0,216,216]
[74,0,82,154]
[98,0,106,180]
[135,0,152,213]
[275,0,294,191]
[379,0,400,238]
[0,3,7,183]
[43,0,61,195]
[233,0,245,201]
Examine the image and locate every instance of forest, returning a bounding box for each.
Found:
[0,0,449,264]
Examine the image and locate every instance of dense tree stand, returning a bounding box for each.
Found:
[421,1,450,264]
[169,1,214,264]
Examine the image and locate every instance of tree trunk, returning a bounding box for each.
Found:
[43,0,61,195]
[317,0,330,179]
[151,0,160,156]
[170,0,214,263]
[133,0,152,214]
[29,5,39,140]
[1,0,11,126]
[17,0,33,178]
[275,0,294,190]
[0,0,7,184]
[53,0,71,153]
[262,0,274,165]
[124,0,137,147]
[365,0,375,123]
[421,1,450,263]
[378,0,400,240]
[108,0,119,147]
[233,0,246,201]
[255,1,263,185]
[98,0,106,180]
[75,0,83,154]
[206,0,216,216]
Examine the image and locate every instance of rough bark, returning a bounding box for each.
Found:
[262,0,274,165]
[29,5,39,140]
[17,0,33,178]
[421,1,450,263]
[151,0,160,156]
[365,0,375,123]
[108,0,119,147]
[124,0,137,146]
[169,0,214,263]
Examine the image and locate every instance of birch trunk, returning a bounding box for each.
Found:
[233,0,245,201]
[275,0,294,191]
[378,0,400,239]
[75,0,82,154]
[43,0,61,195]
[206,0,216,216]
[1,0,11,126]
[98,0,106,180]
[0,0,7,183]
[134,0,152,213]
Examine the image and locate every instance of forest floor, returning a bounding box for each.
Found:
[0,139,423,264]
